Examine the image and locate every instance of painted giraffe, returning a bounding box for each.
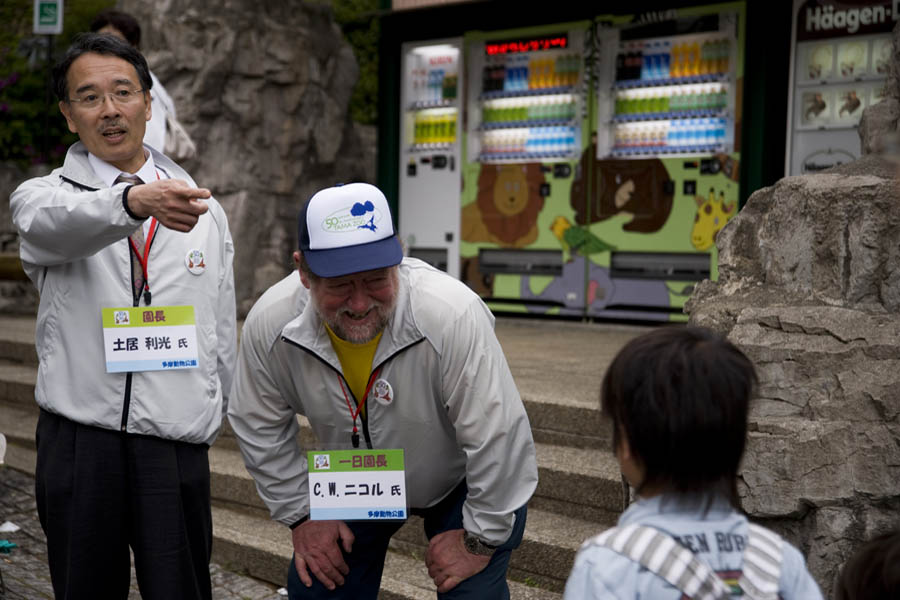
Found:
[691,188,735,251]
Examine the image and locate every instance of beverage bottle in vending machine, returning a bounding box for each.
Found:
[651,42,663,80]
[719,39,730,73]
[670,43,681,78]
[700,40,711,75]
[503,56,513,92]
[689,41,701,76]
[641,43,653,81]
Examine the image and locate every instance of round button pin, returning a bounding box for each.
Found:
[372,379,393,406]
[185,249,206,275]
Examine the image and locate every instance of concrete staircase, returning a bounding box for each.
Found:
[0,314,648,598]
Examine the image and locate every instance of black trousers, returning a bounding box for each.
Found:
[35,408,213,600]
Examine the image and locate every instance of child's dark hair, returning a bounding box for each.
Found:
[601,326,757,507]
[834,530,900,600]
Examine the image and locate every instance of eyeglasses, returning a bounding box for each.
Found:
[67,88,145,110]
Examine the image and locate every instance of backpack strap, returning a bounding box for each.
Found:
[587,524,732,600]
[738,524,784,600]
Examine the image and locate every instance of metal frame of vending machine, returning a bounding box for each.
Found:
[784,0,894,176]
[398,38,464,278]
[458,21,592,317]
[587,2,746,322]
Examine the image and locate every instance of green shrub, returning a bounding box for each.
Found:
[332,0,379,126]
[0,0,114,167]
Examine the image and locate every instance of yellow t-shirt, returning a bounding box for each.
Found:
[325,324,382,418]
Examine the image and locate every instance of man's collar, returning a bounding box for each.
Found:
[88,146,155,187]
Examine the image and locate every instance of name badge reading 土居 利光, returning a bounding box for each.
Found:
[102,305,199,373]
[307,449,407,521]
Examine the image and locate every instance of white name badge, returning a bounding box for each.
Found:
[102,306,199,373]
[307,449,407,521]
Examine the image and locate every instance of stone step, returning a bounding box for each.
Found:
[210,502,564,599]
[0,354,610,452]
[210,437,622,525]
[0,314,640,596]
[1,438,568,599]
[0,359,623,524]
[0,315,38,365]
[0,315,631,449]
[0,360,37,407]
[1,403,614,592]
[209,441,615,591]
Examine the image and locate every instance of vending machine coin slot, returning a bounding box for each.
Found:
[682,180,696,195]
[540,183,551,196]
[432,155,448,169]
[553,163,572,178]
[407,161,417,176]
[699,158,720,174]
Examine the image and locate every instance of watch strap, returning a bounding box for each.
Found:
[463,531,497,557]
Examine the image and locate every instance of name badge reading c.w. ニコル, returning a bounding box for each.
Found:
[102,305,199,373]
[307,449,407,522]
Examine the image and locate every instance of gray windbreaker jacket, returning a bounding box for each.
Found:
[10,142,236,445]
[227,258,538,546]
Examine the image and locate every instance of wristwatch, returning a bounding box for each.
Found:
[463,531,497,557]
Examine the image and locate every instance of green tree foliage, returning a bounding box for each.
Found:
[0,0,114,167]
[331,0,380,125]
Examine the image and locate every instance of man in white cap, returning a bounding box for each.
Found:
[228,182,538,598]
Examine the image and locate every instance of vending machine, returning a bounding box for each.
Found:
[785,0,894,175]
[458,22,592,317]
[584,2,745,321]
[398,39,463,278]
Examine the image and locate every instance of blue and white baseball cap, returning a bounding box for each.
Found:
[298,182,403,278]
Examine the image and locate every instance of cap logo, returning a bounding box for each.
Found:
[322,201,382,234]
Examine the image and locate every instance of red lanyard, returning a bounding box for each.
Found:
[127,170,160,305]
[337,366,382,448]
[128,218,158,300]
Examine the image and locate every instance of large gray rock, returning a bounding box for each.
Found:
[120,0,374,315]
[686,159,900,595]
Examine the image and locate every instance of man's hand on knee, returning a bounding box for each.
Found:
[425,529,491,593]
[291,519,355,590]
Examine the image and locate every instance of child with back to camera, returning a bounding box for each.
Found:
[563,326,824,599]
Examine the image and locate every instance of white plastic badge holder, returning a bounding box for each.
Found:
[307,449,408,521]
[102,306,199,373]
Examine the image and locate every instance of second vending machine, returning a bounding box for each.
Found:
[587,2,746,321]
[459,22,592,317]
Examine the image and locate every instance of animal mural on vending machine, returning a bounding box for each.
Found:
[690,187,736,251]
[521,151,675,313]
[460,163,546,296]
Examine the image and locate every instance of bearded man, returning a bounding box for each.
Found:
[228,182,538,599]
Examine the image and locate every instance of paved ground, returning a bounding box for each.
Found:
[0,468,284,600]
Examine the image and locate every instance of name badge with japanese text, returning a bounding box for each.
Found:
[102,306,199,373]
[307,449,407,521]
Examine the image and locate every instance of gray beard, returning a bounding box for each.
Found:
[314,298,395,344]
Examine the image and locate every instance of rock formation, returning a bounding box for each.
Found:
[120,0,375,315]
[687,25,900,591]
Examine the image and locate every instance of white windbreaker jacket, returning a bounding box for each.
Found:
[228,258,538,546]
[11,142,236,446]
